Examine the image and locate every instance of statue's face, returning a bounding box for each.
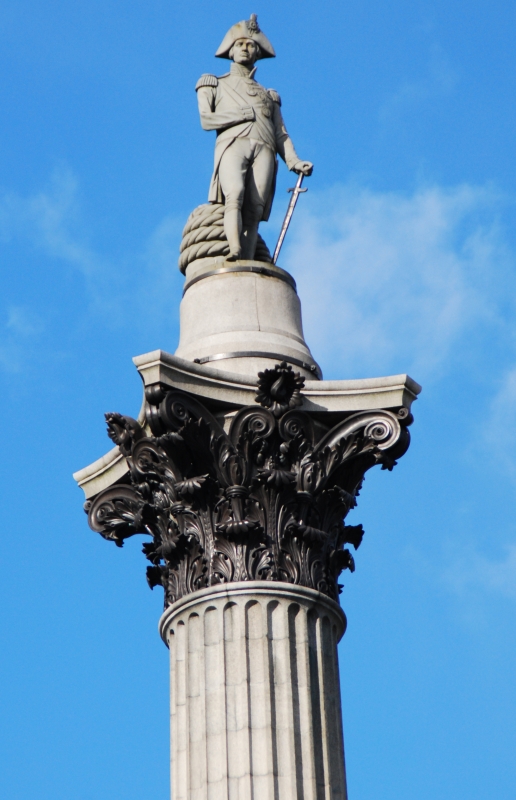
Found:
[231,38,260,66]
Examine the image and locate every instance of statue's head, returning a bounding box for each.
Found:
[229,38,261,66]
[215,14,275,62]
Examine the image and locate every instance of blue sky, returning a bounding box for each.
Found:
[1,1,516,798]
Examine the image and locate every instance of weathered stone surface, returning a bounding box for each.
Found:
[175,258,320,379]
[159,581,348,800]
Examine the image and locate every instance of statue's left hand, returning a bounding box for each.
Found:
[293,161,313,176]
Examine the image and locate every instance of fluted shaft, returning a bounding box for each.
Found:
[159,581,348,800]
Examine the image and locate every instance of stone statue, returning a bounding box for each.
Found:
[195,14,313,261]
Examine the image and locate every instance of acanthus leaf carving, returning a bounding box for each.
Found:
[86,363,412,607]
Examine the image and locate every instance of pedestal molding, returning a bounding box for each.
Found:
[193,350,322,378]
[183,263,297,295]
[159,580,346,643]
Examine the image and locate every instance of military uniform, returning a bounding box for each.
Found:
[196,63,301,223]
[196,14,310,260]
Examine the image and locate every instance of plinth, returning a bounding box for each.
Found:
[176,257,320,379]
[74,258,420,799]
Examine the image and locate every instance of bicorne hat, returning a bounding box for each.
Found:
[215,14,276,60]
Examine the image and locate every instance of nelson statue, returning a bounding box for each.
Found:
[195,14,313,261]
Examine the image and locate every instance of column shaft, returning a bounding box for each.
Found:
[160,582,348,800]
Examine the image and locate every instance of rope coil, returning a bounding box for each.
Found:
[179,203,272,274]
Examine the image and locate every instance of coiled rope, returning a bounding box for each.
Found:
[179,203,272,273]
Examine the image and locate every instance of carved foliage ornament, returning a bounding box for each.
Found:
[85,363,411,608]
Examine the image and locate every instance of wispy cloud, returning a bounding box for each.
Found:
[0,306,43,372]
[484,368,516,480]
[6,306,43,337]
[284,182,515,379]
[136,213,185,331]
[442,542,516,601]
[0,167,103,278]
[0,165,122,334]
[0,167,185,352]
[2,170,515,387]
[379,44,458,123]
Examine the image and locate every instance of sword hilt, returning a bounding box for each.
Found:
[288,173,308,194]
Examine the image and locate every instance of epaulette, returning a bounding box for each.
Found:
[195,74,218,91]
[267,88,281,106]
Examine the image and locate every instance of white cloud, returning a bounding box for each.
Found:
[283,183,515,379]
[2,170,515,385]
[0,167,103,278]
[379,44,458,123]
[484,368,516,480]
[0,306,43,372]
[0,166,126,330]
[442,543,516,601]
[0,167,186,358]
[6,306,43,337]
[137,213,185,324]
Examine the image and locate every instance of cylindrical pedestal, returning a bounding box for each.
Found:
[174,258,321,380]
[159,581,348,800]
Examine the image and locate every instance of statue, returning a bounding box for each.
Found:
[194,14,313,262]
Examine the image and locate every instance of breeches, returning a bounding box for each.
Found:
[218,138,276,220]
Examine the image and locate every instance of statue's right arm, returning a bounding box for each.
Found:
[196,76,255,132]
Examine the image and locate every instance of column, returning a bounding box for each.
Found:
[159,581,348,800]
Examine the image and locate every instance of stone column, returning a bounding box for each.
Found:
[75,255,420,800]
[159,581,347,800]
[78,350,418,800]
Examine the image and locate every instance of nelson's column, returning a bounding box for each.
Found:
[74,15,421,800]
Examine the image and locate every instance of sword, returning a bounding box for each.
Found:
[272,173,308,265]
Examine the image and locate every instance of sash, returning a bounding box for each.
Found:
[218,80,276,151]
